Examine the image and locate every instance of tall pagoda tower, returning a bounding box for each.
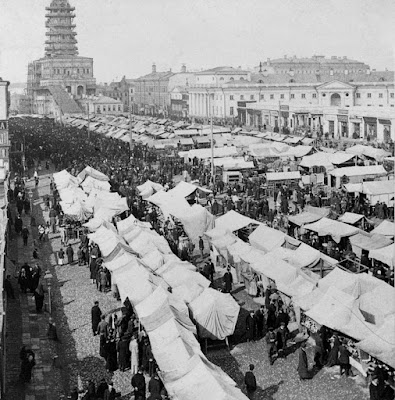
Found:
[45,0,78,57]
[27,0,96,116]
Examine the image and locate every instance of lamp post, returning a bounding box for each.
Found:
[44,270,53,315]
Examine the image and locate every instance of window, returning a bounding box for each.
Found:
[103,106,106,112]
[379,93,383,98]
[118,105,121,111]
[240,95,244,100]
[240,77,244,81]
[391,93,394,98]
[63,69,66,74]
[367,93,371,98]
[230,107,234,115]
[270,94,274,99]
[280,94,284,99]
[230,95,234,100]
[220,77,224,81]
[356,93,361,98]
[260,94,264,100]
[113,105,116,111]
[250,95,254,100]
[230,77,234,81]
[97,107,100,113]
[312,93,317,98]
[291,94,295,99]
[301,93,306,99]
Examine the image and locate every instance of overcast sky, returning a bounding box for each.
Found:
[1,0,394,84]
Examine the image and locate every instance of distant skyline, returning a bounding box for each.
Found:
[1,0,394,84]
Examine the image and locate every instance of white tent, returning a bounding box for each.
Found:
[371,220,395,237]
[77,165,109,182]
[369,243,395,268]
[88,226,126,257]
[212,210,259,234]
[248,224,285,252]
[137,180,164,200]
[189,288,240,340]
[304,217,360,243]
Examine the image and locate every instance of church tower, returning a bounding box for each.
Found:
[45,0,78,57]
[27,0,96,116]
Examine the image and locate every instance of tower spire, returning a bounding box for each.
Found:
[45,0,78,57]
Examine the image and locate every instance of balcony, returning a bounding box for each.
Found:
[46,6,75,11]
[46,22,76,28]
[45,12,75,18]
[46,31,77,36]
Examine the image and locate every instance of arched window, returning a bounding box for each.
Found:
[220,77,224,81]
[240,77,245,81]
[330,93,341,106]
[230,77,234,81]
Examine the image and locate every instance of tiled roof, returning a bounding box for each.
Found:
[93,96,122,104]
[264,57,366,65]
[47,85,81,114]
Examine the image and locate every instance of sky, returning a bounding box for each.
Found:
[0,0,394,84]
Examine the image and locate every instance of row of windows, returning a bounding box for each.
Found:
[222,92,394,101]
[53,68,90,75]
[97,104,122,112]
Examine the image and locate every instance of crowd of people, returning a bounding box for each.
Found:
[8,116,394,400]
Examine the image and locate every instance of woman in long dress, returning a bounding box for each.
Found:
[129,334,139,374]
[326,334,340,367]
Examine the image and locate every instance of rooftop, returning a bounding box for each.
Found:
[263,56,367,65]
[136,71,175,81]
[196,66,250,75]
[92,96,123,104]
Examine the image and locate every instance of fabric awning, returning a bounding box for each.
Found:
[363,117,377,124]
[378,119,391,125]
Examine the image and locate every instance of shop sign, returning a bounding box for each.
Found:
[338,109,349,115]
[0,120,8,130]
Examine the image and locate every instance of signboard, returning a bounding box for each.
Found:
[338,109,349,115]
[280,105,289,111]
[0,120,8,130]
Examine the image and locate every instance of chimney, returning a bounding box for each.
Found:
[181,64,186,73]
[152,63,156,73]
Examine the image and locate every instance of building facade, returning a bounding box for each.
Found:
[189,66,395,142]
[134,64,174,116]
[79,96,124,115]
[27,0,96,117]
[0,79,10,178]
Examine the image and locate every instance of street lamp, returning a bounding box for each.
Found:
[44,270,53,315]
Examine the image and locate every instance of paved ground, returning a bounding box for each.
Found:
[5,168,371,399]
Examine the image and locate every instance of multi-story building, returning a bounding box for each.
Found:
[134,64,174,116]
[27,0,96,117]
[168,65,195,119]
[255,55,370,75]
[0,78,10,178]
[79,95,124,115]
[96,76,137,112]
[189,64,394,142]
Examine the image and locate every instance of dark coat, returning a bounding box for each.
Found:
[103,388,116,400]
[338,344,350,364]
[131,372,146,396]
[117,337,130,369]
[91,305,102,332]
[245,314,255,340]
[244,371,257,393]
[148,377,162,400]
[223,271,233,292]
[297,348,310,378]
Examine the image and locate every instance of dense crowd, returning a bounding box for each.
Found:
[9,117,394,400]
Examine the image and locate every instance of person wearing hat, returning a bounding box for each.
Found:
[245,311,256,342]
[131,367,146,400]
[276,321,289,358]
[223,266,233,293]
[338,338,351,377]
[265,326,278,365]
[244,364,257,399]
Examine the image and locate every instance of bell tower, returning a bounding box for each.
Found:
[45,0,78,57]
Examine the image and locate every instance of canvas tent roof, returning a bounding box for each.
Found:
[88,226,126,257]
[53,169,79,190]
[299,152,355,169]
[288,212,323,227]
[137,180,164,200]
[328,165,386,178]
[268,243,321,269]
[371,220,395,237]
[189,288,240,340]
[248,224,285,252]
[369,243,395,268]
[337,212,365,225]
[305,286,377,341]
[77,166,109,182]
[81,175,111,193]
[357,315,395,369]
[349,233,393,258]
[213,210,258,233]
[346,145,391,162]
[304,217,360,243]
[266,171,301,181]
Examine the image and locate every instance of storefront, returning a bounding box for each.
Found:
[349,117,362,139]
[378,119,391,143]
[363,117,377,140]
[338,114,349,138]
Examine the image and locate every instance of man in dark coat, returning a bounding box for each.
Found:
[15,215,23,234]
[254,306,265,339]
[245,311,256,342]
[96,379,108,399]
[66,244,74,264]
[338,339,351,377]
[103,382,116,400]
[297,342,313,379]
[91,301,102,335]
[276,322,289,358]
[148,374,162,400]
[131,368,146,400]
[265,327,277,365]
[244,364,257,399]
[223,267,233,293]
[117,334,130,372]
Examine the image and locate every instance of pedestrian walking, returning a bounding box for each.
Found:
[131,368,146,400]
[66,244,74,264]
[58,248,65,266]
[297,342,314,380]
[21,226,29,246]
[199,236,204,257]
[91,301,102,335]
[244,364,257,399]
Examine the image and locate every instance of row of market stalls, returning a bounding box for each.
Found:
[204,209,395,373]
[53,169,247,400]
